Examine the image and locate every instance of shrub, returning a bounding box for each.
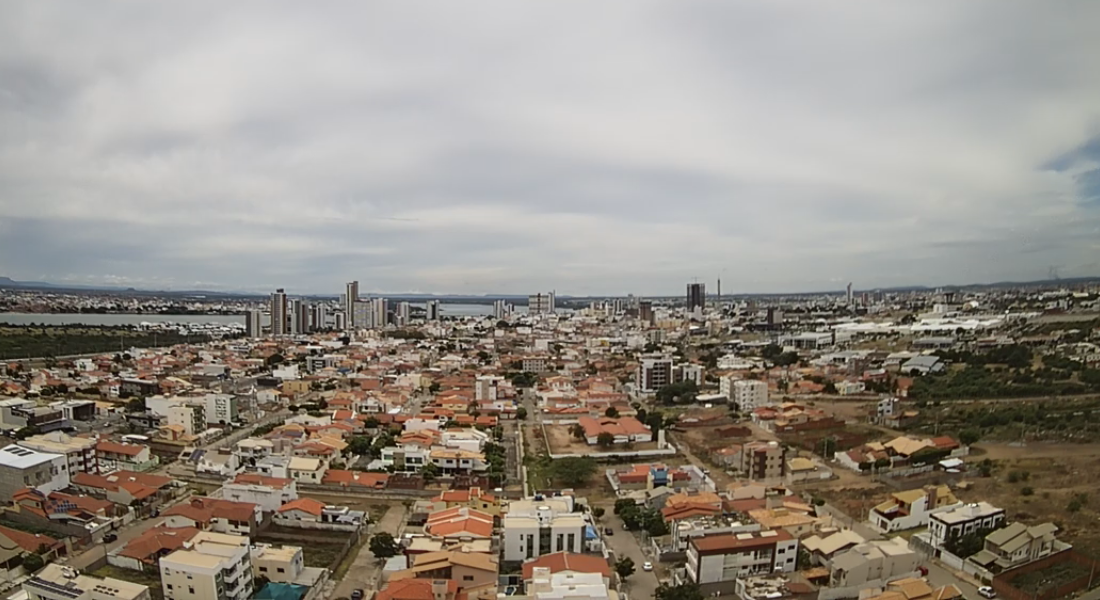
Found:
[1021,487,1034,496]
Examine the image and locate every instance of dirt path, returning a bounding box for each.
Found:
[974,442,1100,461]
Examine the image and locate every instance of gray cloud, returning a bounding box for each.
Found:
[1,1,1099,295]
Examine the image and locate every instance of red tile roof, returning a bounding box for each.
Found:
[322,469,389,488]
[376,578,464,600]
[0,524,59,553]
[278,498,326,516]
[162,497,256,525]
[522,552,610,580]
[117,526,200,562]
[96,440,147,456]
[232,473,295,489]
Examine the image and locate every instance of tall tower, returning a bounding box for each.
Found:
[245,310,263,338]
[345,281,359,326]
[270,289,288,336]
[717,278,721,304]
[846,282,853,305]
[426,300,441,321]
[687,283,705,311]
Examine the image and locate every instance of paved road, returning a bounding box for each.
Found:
[63,492,195,571]
[331,504,407,600]
[597,509,659,600]
[925,560,980,600]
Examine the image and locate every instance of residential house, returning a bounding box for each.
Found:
[375,579,462,600]
[274,498,365,531]
[219,474,298,514]
[869,486,959,533]
[432,487,501,518]
[162,497,261,537]
[111,527,201,572]
[390,550,499,597]
[250,544,325,587]
[575,416,652,445]
[0,444,69,502]
[70,471,177,513]
[426,507,494,542]
[502,499,586,562]
[801,530,865,566]
[521,552,611,589]
[967,522,1065,575]
[684,529,799,586]
[287,457,326,484]
[927,502,1006,552]
[829,538,921,588]
[18,432,98,476]
[96,441,159,473]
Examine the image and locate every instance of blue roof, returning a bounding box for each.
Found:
[254,583,308,600]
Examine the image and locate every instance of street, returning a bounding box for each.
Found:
[596,509,660,600]
[330,504,407,600]
[925,560,980,600]
[62,492,195,571]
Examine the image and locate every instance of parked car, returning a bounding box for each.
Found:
[978,586,996,599]
[642,562,653,572]
[918,566,928,576]
[351,590,365,600]
[604,527,614,536]
[102,533,118,543]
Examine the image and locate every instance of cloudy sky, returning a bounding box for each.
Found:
[1,2,1099,296]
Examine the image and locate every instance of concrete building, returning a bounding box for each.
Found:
[927,502,1006,551]
[344,281,359,327]
[475,376,503,401]
[426,300,441,321]
[869,486,960,533]
[202,394,238,426]
[526,568,611,600]
[732,380,769,412]
[289,299,310,335]
[244,311,263,338]
[728,441,787,482]
[19,431,99,475]
[687,283,706,312]
[396,302,411,326]
[96,441,159,472]
[371,297,387,328]
[250,544,317,585]
[685,529,798,585]
[528,292,556,315]
[503,498,586,562]
[968,522,1064,574]
[270,289,288,336]
[167,405,206,437]
[160,532,253,600]
[220,474,298,514]
[0,444,69,502]
[24,563,150,600]
[829,538,920,588]
[636,356,673,394]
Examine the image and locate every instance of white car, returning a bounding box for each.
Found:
[978,586,996,599]
[642,562,653,572]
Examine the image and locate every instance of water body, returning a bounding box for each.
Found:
[0,313,245,326]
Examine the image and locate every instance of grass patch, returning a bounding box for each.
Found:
[332,536,368,580]
[303,544,345,569]
[1010,560,1090,594]
[92,565,164,600]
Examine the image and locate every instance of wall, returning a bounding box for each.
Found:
[817,571,923,600]
[271,516,359,532]
[992,549,1100,600]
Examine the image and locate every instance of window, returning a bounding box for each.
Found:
[277,568,285,573]
[259,567,268,572]
[167,585,174,590]
[463,576,474,581]
[188,588,195,595]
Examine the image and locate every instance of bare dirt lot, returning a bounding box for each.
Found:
[543,423,661,455]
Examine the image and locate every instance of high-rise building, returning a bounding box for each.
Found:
[528,292,555,315]
[245,310,263,338]
[426,300,441,321]
[371,297,387,328]
[345,281,359,326]
[270,289,288,336]
[846,282,853,305]
[311,304,328,331]
[334,311,347,331]
[636,356,673,393]
[687,283,706,311]
[290,299,310,335]
[159,532,254,600]
[396,302,411,326]
[638,300,654,325]
[492,299,513,320]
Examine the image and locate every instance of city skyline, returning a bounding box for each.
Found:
[1,3,1099,294]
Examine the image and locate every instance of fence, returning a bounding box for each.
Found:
[992,549,1100,600]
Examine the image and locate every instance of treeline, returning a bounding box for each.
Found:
[934,345,1033,369]
[909,363,1100,400]
[0,326,210,359]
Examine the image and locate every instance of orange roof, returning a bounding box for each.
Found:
[278,497,327,516]
[0,523,60,553]
[577,416,649,438]
[522,552,610,580]
[436,487,496,504]
[162,497,256,525]
[376,578,463,600]
[96,440,147,456]
[322,469,389,488]
[118,526,200,562]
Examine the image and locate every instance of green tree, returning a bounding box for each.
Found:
[959,429,981,446]
[592,507,605,519]
[265,353,284,366]
[656,381,698,405]
[21,553,45,573]
[429,381,442,393]
[614,498,636,515]
[597,432,615,448]
[420,463,441,482]
[549,456,597,487]
[346,436,373,456]
[125,397,146,412]
[369,532,400,559]
[614,557,635,580]
[605,406,620,418]
[655,583,706,600]
[516,407,528,420]
[569,423,587,440]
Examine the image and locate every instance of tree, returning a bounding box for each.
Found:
[614,557,636,580]
[569,423,587,440]
[597,432,615,448]
[549,456,597,487]
[420,463,440,482]
[429,381,441,393]
[646,513,669,536]
[126,397,146,412]
[605,406,619,418]
[265,353,285,366]
[516,407,528,420]
[592,507,605,519]
[655,583,706,600]
[614,498,636,515]
[369,532,400,559]
[346,436,373,456]
[656,381,698,405]
[21,553,45,573]
[944,527,995,558]
[959,429,981,446]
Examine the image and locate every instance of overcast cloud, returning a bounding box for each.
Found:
[1,2,1099,295]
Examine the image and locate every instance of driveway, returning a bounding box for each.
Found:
[331,504,407,599]
[599,515,659,600]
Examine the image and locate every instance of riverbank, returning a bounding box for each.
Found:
[0,324,217,361]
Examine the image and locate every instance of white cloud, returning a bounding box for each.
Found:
[1,1,1098,295]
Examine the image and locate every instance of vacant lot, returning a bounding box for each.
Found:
[93,565,164,600]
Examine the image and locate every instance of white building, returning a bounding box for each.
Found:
[732,380,769,412]
[476,376,503,401]
[160,532,253,600]
[19,431,99,475]
[219,474,298,514]
[526,568,611,600]
[685,530,799,585]
[0,444,70,502]
[928,502,1006,551]
[636,356,673,393]
[528,292,556,315]
[502,498,586,562]
[25,563,150,600]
